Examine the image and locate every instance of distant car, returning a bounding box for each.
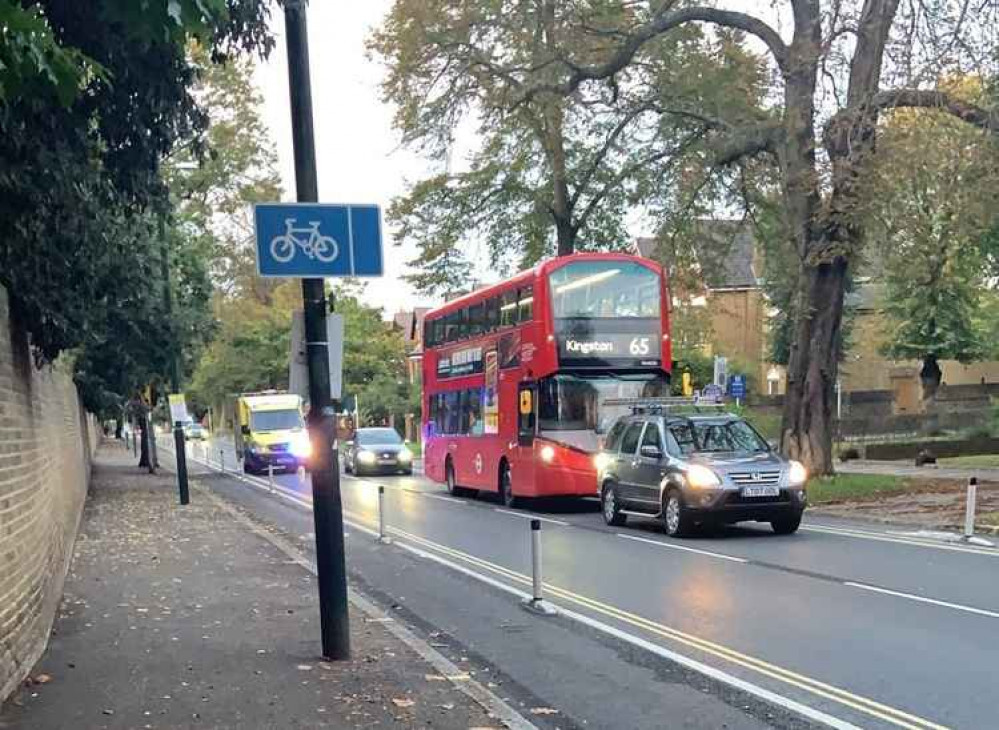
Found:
[344,427,413,476]
[596,412,807,536]
[184,423,206,441]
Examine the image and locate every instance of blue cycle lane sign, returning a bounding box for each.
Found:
[254,203,383,278]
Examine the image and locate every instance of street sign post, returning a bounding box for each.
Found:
[729,374,747,406]
[290,311,344,401]
[254,203,383,278]
[271,0,373,661]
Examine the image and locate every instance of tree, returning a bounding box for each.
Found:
[861,88,999,399]
[511,1,999,474]
[0,1,273,418]
[371,0,768,295]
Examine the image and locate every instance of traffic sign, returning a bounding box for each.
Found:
[730,374,747,399]
[254,203,383,278]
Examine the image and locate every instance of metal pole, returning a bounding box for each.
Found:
[173,422,190,505]
[285,0,350,661]
[521,519,557,615]
[378,486,391,544]
[268,463,275,492]
[220,449,225,474]
[964,477,978,540]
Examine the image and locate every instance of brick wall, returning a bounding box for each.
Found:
[0,285,97,702]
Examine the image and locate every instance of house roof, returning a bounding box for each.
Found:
[635,220,759,290]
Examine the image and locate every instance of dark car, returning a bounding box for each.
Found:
[344,427,414,476]
[596,412,807,536]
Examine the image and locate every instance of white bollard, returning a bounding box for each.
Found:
[377,486,392,544]
[521,519,556,615]
[964,477,978,540]
[268,463,275,492]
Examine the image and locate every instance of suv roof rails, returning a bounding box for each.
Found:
[603,397,731,415]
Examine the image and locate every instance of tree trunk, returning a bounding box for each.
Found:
[920,354,942,402]
[541,0,574,257]
[781,257,848,476]
[138,413,154,473]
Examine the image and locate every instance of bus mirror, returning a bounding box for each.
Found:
[519,389,533,415]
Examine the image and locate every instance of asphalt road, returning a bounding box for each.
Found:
[172,435,999,730]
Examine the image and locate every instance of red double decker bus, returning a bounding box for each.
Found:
[421,252,671,504]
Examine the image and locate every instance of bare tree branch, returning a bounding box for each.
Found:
[870,88,999,133]
[521,6,790,102]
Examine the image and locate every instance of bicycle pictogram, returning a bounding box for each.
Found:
[269,218,339,263]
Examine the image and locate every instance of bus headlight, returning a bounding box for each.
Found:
[686,464,721,488]
[788,460,808,486]
[398,447,412,462]
[540,445,555,463]
[357,450,377,465]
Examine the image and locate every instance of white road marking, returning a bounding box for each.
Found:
[423,494,468,505]
[845,582,999,620]
[493,508,569,526]
[803,524,999,557]
[616,533,749,564]
[350,519,864,730]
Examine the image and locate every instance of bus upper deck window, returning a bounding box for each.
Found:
[518,286,533,322]
[500,290,517,327]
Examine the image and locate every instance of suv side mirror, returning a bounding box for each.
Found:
[640,444,662,460]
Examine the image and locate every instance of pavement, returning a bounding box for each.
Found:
[837,458,999,482]
[174,434,999,730]
[0,441,517,730]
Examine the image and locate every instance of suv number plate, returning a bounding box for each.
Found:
[741,485,780,498]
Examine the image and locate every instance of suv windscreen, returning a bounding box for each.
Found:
[668,419,768,455]
[356,428,403,446]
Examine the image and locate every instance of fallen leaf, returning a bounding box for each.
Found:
[391,698,415,708]
[34,674,53,684]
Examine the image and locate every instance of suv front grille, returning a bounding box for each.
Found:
[729,471,781,486]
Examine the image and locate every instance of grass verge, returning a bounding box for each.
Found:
[937,454,999,468]
[807,473,908,504]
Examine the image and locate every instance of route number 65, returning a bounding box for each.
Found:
[629,337,651,356]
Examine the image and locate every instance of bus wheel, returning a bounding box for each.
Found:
[446,459,467,497]
[499,462,520,509]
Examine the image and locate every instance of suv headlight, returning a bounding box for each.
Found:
[787,460,808,486]
[357,450,376,464]
[686,464,721,488]
[398,447,412,462]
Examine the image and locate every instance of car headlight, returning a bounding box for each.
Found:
[398,447,412,462]
[357,450,376,464]
[593,452,612,472]
[686,464,721,488]
[540,445,555,463]
[787,460,808,486]
[290,433,312,458]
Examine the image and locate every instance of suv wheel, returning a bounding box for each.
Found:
[601,483,626,527]
[663,488,694,537]
[771,513,802,535]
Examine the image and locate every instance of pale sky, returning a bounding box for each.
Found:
[255,0,438,318]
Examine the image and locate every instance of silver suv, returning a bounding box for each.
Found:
[596,412,807,536]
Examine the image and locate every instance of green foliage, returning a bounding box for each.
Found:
[862,100,999,365]
[0,2,95,105]
[0,1,272,414]
[669,351,714,395]
[371,0,770,295]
